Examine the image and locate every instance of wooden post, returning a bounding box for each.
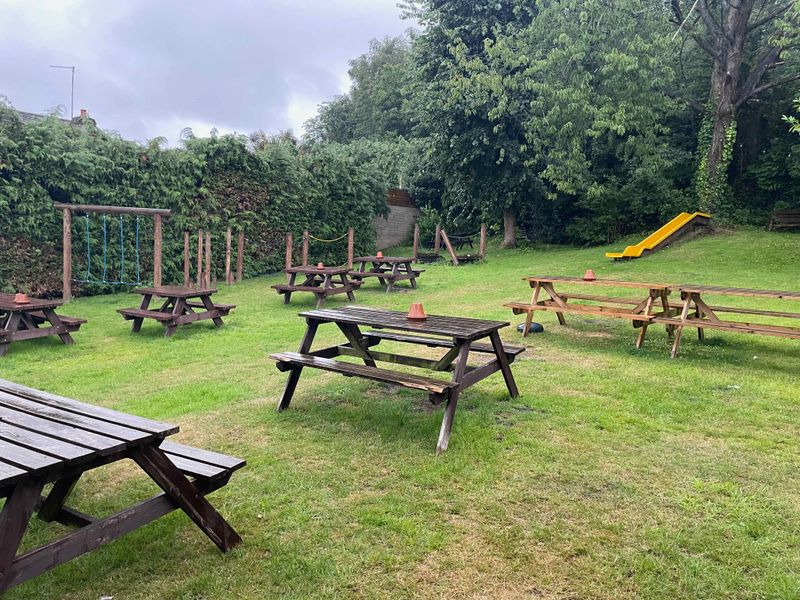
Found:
[285,233,293,270]
[153,214,163,287]
[204,231,211,288]
[196,230,203,287]
[434,224,441,254]
[236,231,244,283]
[183,231,190,287]
[347,227,354,269]
[412,223,420,262]
[62,209,72,302]
[224,227,232,285]
[440,229,459,266]
[302,230,309,266]
[479,223,487,258]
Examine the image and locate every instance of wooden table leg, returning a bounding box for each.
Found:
[436,341,472,454]
[199,294,225,327]
[541,282,567,325]
[37,474,82,523]
[40,308,75,345]
[405,262,418,289]
[489,331,519,398]
[133,446,241,552]
[387,263,400,293]
[0,479,45,593]
[336,323,376,367]
[341,274,356,302]
[132,294,153,333]
[635,291,656,349]
[277,319,319,411]
[671,293,692,358]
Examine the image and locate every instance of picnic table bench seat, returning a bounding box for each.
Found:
[361,330,525,358]
[346,269,425,278]
[271,351,458,402]
[272,283,359,294]
[118,307,176,321]
[504,300,657,322]
[657,317,800,338]
[185,301,236,313]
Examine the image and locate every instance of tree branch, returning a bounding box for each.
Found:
[736,44,783,104]
[737,73,800,107]
[698,0,724,37]
[746,2,793,33]
[666,91,706,112]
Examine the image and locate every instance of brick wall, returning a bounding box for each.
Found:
[373,189,419,250]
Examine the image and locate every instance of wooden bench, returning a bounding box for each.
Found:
[657,317,800,339]
[118,307,175,322]
[504,301,656,322]
[768,208,800,230]
[185,301,236,314]
[362,330,525,358]
[28,311,87,329]
[0,378,244,593]
[271,351,458,403]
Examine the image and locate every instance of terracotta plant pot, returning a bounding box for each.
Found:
[583,269,597,281]
[316,262,325,270]
[376,251,384,259]
[407,302,427,320]
[14,293,30,304]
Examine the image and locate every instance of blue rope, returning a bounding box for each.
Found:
[135,215,141,284]
[84,216,92,280]
[119,215,125,283]
[102,215,108,282]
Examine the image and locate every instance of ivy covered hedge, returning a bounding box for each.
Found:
[0,106,386,296]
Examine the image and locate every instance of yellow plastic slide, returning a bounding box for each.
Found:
[605,212,712,259]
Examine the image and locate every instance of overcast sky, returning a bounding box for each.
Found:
[0,0,412,144]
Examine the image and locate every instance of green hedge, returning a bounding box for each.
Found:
[0,107,385,296]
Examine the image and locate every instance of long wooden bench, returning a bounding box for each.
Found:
[768,208,800,230]
[160,440,246,482]
[118,307,175,322]
[185,301,236,314]
[657,317,800,339]
[362,330,525,358]
[28,311,87,329]
[271,351,458,402]
[504,300,656,322]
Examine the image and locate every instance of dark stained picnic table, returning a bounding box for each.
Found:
[270,306,524,453]
[272,265,359,308]
[118,285,235,336]
[0,293,86,356]
[348,256,423,292]
[0,378,244,593]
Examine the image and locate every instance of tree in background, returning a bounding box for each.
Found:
[669,0,800,211]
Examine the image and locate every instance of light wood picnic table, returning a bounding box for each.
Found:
[0,378,244,593]
[270,306,524,453]
[118,285,234,336]
[505,276,675,347]
[272,265,360,308]
[0,293,86,356]
[348,255,423,292]
[659,284,800,357]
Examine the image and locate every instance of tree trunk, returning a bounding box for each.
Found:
[501,209,516,248]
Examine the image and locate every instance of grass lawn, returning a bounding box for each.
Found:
[2,228,800,599]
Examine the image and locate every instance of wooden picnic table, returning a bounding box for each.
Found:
[659,284,800,357]
[118,285,235,337]
[505,275,674,348]
[272,265,359,308]
[0,293,86,356]
[0,378,244,593]
[348,256,423,292]
[270,306,524,453]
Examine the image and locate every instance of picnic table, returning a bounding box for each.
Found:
[270,306,524,453]
[118,285,234,337]
[0,378,244,593]
[505,275,674,348]
[658,284,800,357]
[348,256,423,292]
[272,265,360,308]
[0,293,86,356]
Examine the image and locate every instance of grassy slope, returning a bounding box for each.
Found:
[2,229,800,600]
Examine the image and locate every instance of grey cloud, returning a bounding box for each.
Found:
[0,0,410,143]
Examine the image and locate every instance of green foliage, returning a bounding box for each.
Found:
[0,105,384,295]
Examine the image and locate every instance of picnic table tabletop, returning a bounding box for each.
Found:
[523,276,672,290]
[0,293,63,311]
[675,284,800,300]
[299,305,508,340]
[353,255,415,264]
[133,285,217,298]
[285,265,351,275]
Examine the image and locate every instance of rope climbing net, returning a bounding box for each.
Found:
[73,213,145,286]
